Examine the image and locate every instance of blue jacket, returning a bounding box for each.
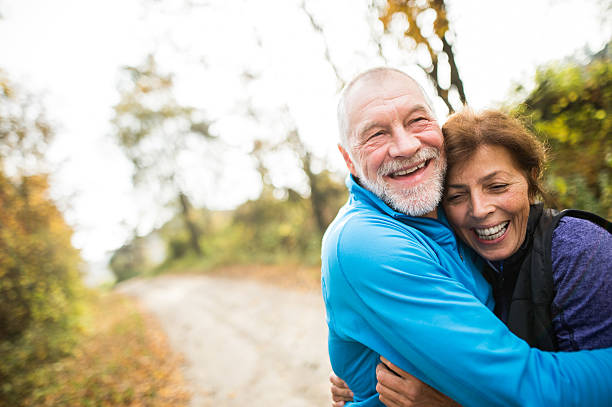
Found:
[321,176,612,406]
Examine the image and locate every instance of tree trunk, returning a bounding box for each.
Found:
[302,152,329,236]
[178,192,202,255]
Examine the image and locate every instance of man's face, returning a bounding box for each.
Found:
[339,73,446,217]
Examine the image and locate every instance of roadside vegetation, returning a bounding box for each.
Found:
[0,72,189,406]
[12,292,190,407]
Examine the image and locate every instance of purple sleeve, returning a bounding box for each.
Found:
[551,216,612,350]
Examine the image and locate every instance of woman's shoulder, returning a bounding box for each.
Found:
[550,213,611,278]
[552,214,611,250]
[549,213,612,351]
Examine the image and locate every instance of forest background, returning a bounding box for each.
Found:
[1,0,611,405]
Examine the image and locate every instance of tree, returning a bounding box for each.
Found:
[515,42,612,218]
[376,0,467,112]
[284,127,348,236]
[112,54,215,255]
[108,236,149,282]
[0,73,84,404]
[246,101,347,238]
[0,69,52,175]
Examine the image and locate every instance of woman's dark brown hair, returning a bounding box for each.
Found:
[442,109,548,202]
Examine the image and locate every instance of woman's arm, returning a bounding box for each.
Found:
[330,357,461,407]
[551,216,612,350]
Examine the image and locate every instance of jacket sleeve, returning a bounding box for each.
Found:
[330,219,612,407]
[551,216,612,350]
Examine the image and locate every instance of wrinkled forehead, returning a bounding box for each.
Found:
[344,74,429,128]
[346,72,421,105]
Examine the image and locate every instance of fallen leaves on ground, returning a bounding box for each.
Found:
[23,292,191,407]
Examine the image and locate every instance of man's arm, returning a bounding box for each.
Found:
[325,218,612,406]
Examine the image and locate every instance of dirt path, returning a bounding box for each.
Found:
[117,274,332,406]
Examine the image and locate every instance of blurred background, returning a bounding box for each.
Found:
[1,0,610,405]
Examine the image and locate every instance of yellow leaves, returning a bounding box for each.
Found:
[0,71,14,98]
[379,0,449,41]
[595,109,607,120]
[549,176,568,199]
[278,222,293,238]
[0,164,86,405]
[20,293,190,406]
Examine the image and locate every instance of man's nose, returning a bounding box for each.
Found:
[388,128,421,158]
[469,192,494,219]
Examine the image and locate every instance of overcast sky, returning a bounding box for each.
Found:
[0,0,609,284]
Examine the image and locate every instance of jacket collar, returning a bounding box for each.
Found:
[346,175,456,248]
[496,203,544,271]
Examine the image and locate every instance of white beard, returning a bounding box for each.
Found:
[355,147,446,217]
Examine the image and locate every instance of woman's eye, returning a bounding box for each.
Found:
[490,184,508,191]
[446,194,464,203]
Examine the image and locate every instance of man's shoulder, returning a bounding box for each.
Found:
[323,203,438,271]
[325,203,420,246]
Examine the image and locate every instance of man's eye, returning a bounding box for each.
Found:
[367,131,384,140]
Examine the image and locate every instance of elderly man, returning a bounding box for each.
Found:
[321,67,612,406]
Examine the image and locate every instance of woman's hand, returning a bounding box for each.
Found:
[330,372,354,407]
[376,357,461,407]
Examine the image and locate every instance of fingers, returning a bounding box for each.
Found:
[331,386,354,401]
[377,381,412,407]
[330,372,353,405]
[377,362,462,407]
[376,363,421,398]
[330,372,350,388]
[380,356,410,378]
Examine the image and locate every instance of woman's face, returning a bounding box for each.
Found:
[443,145,531,261]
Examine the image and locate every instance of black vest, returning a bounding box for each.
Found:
[482,204,612,351]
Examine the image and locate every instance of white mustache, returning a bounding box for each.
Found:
[377,147,440,177]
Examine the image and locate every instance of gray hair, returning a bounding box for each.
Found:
[336,67,435,152]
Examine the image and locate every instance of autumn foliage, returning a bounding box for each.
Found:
[0,172,85,404]
[21,293,190,407]
[0,69,189,405]
[516,42,612,218]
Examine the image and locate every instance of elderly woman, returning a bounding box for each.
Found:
[331,109,612,407]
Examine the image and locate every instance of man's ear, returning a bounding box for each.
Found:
[338,144,358,177]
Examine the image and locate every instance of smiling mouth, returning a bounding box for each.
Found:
[473,221,509,241]
[389,160,428,178]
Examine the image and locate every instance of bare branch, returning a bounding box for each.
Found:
[300,0,346,90]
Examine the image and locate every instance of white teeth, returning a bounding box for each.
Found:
[474,221,509,240]
[393,161,426,177]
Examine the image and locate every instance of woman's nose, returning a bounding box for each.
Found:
[470,193,494,219]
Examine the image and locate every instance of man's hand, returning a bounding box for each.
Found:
[376,357,461,407]
[330,372,354,407]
